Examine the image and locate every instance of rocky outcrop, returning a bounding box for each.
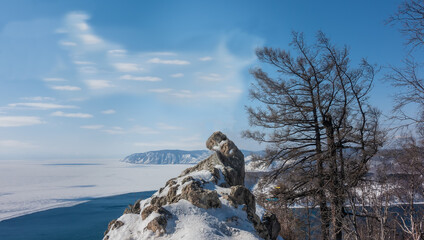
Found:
[104,131,280,240]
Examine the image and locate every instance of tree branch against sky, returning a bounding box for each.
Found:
[244,31,384,240]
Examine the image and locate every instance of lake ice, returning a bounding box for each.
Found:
[0,159,191,221]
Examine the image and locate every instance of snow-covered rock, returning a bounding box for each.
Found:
[122,150,211,164]
[104,131,280,240]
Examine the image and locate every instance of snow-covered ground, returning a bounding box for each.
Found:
[0,159,191,221]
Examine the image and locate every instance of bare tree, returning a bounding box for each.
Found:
[244,32,383,240]
[386,58,424,129]
[387,0,424,129]
[389,136,424,240]
[388,0,424,49]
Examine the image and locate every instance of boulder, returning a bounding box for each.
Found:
[181,131,245,186]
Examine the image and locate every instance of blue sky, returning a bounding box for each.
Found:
[0,0,407,159]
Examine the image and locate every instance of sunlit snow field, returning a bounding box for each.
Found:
[0,159,191,221]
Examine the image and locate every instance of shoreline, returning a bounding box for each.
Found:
[0,190,157,222]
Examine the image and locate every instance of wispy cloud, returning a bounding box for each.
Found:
[171,90,194,98]
[108,49,126,56]
[119,74,161,82]
[148,52,176,56]
[0,140,35,149]
[79,34,102,45]
[198,73,223,81]
[74,61,94,65]
[102,126,125,135]
[78,66,97,74]
[132,125,160,135]
[85,80,113,89]
[147,58,190,65]
[50,85,81,91]
[0,116,44,127]
[8,103,77,110]
[80,125,104,130]
[21,97,55,101]
[199,56,213,61]
[149,88,173,93]
[170,73,184,78]
[51,111,93,118]
[101,109,116,114]
[59,41,77,46]
[75,21,89,31]
[43,78,66,82]
[113,63,142,72]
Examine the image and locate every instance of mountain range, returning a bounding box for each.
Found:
[122,149,263,164]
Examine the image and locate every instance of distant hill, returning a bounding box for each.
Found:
[122,149,264,164]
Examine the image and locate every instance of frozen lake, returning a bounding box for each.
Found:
[0,159,192,221]
[0,191,155,240]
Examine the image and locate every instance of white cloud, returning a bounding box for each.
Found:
[102,126,125,135]
[101,109,116,114]
[80,125,103,130]
[8,103,77,110]
[108,49,127,55]
[199,56,213,61]
[113,63,142,72]
[199,73,223,81]
[66,12,89,24]
[170,73,184,78]
[132,126,160,135]
[76,22,89,31]
[43,78,66,82]
[148,52,177,56]
[172,90,194,98]
[147,58,190,65]
[21,97,55,101]
[0,116,44,127]
[51,111,93,118]
[59,41,77,46]
[149,88,173,93]
[79,66,97,74]
[119,74,161,82]
[79,34,102,45]
[50,85,81,91]
[0,140,35,149]
[74,61,94,65]
[85,80,113,89]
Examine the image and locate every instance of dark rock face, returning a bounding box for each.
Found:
[104,131,280,240]
[123,199,141,214]
[104,219,125,237]
[141,205,171,220]
[145,215,168,236]
[263,213,282,240]
[180,181,221,209]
